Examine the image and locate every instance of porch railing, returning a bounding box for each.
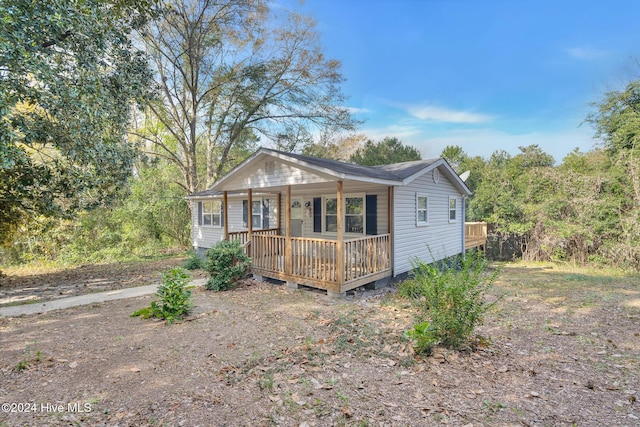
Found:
[344,234,391,282]
[228,228,280,247]
[465,222,488,249]
[247,233,391,289]
[251,234,286,271]
[291,237,338,282]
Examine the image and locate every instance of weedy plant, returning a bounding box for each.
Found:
[400,251,500,354]
[14,345,43,372]
[132,267,193,324]
[204,240,251,291]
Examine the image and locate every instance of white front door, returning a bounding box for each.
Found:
[291,198,303,237]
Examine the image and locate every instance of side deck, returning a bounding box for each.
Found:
[465,222,488,250]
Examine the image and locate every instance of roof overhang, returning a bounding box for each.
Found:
[188,147,472,198]
[208,148,402,192]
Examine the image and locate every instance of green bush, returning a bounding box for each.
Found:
[132,267,193,324]
[400,251,500,353]
[183,251,205,270]
[205,240,251,291]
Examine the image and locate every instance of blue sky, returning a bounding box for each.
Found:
[282,0,640,162]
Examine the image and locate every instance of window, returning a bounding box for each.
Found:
[322,194,365,234]
[345,197,363,233]
[324,197,337,232]
[202,200,222,227]
[243,198,269,229]
[449,197,457,222]
[416,194,428,225]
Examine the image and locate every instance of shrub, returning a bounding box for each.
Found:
[400,251,500,353]
[132,267,193,324]
[183,251,205,270]
[205,240,251,291]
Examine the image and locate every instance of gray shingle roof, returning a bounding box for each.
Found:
[187,147,470,198]
[268,148,439,181]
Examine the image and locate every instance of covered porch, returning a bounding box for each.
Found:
[223,182,394,296]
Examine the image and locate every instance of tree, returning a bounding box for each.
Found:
[0,0,156,241]
[302,133,366,161]
[586,80,640,154]
[137,0,357,193]
[440,145,467,172]
[349,137,421,166]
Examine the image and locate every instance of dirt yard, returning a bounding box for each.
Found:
[0,262,638,426]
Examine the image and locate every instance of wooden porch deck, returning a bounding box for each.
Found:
[229,231,392,294]
[465,222,488,250]
[229,223,487,293]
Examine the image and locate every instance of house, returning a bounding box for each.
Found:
[187,147,473,296]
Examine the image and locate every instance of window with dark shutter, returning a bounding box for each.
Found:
[198,202,203,226]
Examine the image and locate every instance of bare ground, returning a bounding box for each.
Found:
[0,262,639,426]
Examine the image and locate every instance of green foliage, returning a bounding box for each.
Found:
[0,161,191,266]
[404,321,437,355]
[400,252,500,352]
[0,0,157,231]
[183,251,205,270]
[205,240,251,291]
[349,137,421,166]
[14,344,42,372]
[132,267,193,324]
[586,80,640,154]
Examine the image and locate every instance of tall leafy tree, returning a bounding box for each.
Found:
[137,0,357,193]
[587,80,640,154]
[349,137,421,166]
[0,0,156,242]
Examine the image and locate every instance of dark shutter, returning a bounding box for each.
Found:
[242,200,248,228]
[313,197,321,232]
[197,202,203,226]
[366,194,377,235]
[262,199,269,229]
[220,201,224,227]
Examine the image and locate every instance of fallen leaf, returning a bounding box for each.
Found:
[342,406,353,418]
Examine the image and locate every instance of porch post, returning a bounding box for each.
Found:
[247,189,253,255]
[336,180,344,289]
[285,185,294,285]
[388,186,394,275]
[277,192,282,233]
[223,191,229,240]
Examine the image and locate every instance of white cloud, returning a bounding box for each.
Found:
[567,46,608,60]
[406,104,493,124]
[347,106,372,114]
[360,123,423,142]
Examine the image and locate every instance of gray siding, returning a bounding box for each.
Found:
[191,196,277,250]
[393,167,465,276]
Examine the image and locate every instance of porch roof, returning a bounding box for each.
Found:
[188,147,472,196]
